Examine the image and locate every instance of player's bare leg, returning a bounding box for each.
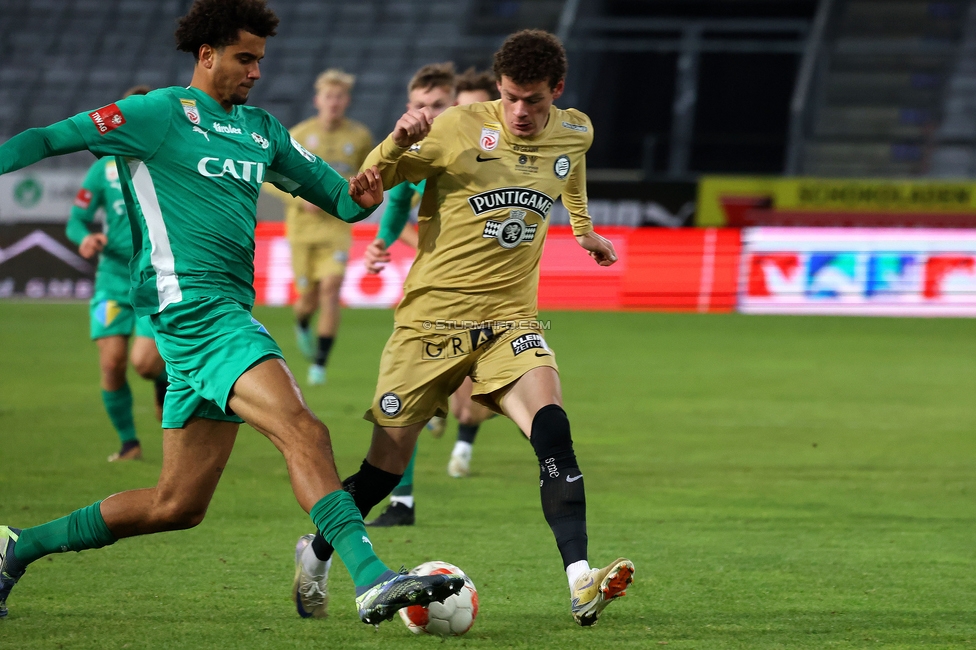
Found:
[96,335,143,461]
[497,367,634,626]
[447,377,494,477]
[308,274,342,385]
[130,336,167,421]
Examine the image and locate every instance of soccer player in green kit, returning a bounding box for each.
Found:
[0,0,462,623]
[67,84,168,462]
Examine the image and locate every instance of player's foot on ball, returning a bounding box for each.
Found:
[447,449,471,478]
[366,502,414,527]
[425,416,446,438]
[0,526,25,619]
[107,441,142,462]
[307,364,326,386]
[292,533,330,619]
[356,570,464,625]
[295,324,315,361]
[571,558,634,627]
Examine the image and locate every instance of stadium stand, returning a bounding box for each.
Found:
[796,0,970,177]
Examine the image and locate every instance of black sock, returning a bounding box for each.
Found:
[298,316,311,330]
[314,336,334,366]
[529,404,587,569]
[310,460,402,561]
[457,424,479,444]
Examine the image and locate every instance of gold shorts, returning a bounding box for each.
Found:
[365,324,558,427]
[290,240,350,292]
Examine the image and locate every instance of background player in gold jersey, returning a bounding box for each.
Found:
[272,69,373,385]
[296,31,634,626]
[364,67,502,529]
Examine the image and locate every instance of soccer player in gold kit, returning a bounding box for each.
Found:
[273,69,373,385]
[295,31,634,626]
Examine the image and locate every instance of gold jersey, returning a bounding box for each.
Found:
[280,117,373,243]
[363,100,594,328]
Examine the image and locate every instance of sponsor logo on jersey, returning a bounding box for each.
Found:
[561,121,588,132]
[379,392,402,416]
[197,157,267,183]
[213,122,243,135]
[408,142,422,153]
[88,104,125,135]
[480,122,501,151]
[482,209,538,249]
[74,188,92,209]
[104,162,119,182]
[468,187,554,218]
[554,155,571,180]
[476,154,500,162]
[511,332,550,356]
[251,132,270,149]
[181,98,200,125]
[192,126,210,141]
[512,144,539,153]
[515,154,539,175]
[291,137,317,163]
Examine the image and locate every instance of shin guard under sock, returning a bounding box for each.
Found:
[310,460,402,562]
[530,404,588,568]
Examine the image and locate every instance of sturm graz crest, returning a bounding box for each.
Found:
[482,209,538,249]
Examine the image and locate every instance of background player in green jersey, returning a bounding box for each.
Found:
[0,0,462,624]
[67,85,168,462]
[361,67,501,529]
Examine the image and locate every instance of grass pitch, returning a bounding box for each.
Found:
[1,303,975,649]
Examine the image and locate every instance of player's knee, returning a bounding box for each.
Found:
[99,354,127,384]
[529,404,577,469]
[130,351,156,379]
[456,406,478,426]
[155,499,208,531]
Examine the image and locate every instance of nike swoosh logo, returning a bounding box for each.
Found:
[476,154,501,162]
[567,474,583,483]
[535,351,551,357]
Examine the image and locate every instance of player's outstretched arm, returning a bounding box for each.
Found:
[560,156,616,266]
[66,163,109,259]
[0,121,88,176]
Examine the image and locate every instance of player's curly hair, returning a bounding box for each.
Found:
[455,67,500,100]
[408,62,456,94]
[493,30,567,89]
[175,0,279,58]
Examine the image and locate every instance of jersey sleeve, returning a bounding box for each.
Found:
[0,120,88,175]
[67,92,172,160]
[377,181,421,247]
[562,155,593,237]
[65,161,106,246]
[361,108,453,188]
[266,116,376,223]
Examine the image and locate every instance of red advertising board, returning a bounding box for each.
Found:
[252,223,739,312]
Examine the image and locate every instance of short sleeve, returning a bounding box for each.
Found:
[68,91,173,160]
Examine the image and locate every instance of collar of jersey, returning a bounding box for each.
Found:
[184,85,241,121]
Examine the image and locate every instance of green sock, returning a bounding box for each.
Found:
[13,501,116,567]
[391,445,417,497]
[310,490,388,588]
[101,383,137,444]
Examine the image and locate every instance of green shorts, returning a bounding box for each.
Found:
[90,294,155,340]
[150,296,283,429]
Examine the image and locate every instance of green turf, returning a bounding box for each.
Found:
[1,303,975,648]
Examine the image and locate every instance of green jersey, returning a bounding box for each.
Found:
[66,157,132,285]
[67,86,375,316]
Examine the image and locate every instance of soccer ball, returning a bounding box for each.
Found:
[398,561,478,636]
